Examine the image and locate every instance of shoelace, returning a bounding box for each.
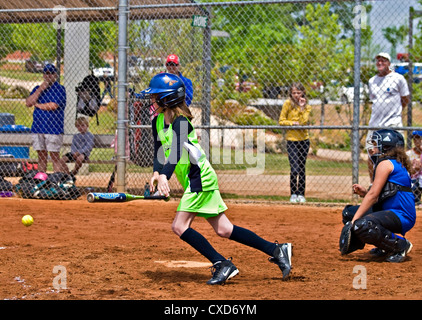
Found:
[209,261,222,276]
[268,241,280,263]
[209,258,233,276]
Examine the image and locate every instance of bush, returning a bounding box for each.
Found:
[2,85,29,99]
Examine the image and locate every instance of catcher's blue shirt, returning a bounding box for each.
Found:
[381,159,416,235]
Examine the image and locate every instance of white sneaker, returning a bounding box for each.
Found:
[290,194,298,203]
[297,195,306,203]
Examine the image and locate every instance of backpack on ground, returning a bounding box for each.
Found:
[0,176,13,191]
[75,74,101,125]
[15,171,81,200]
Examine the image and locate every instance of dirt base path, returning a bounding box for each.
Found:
[0,198,420,301]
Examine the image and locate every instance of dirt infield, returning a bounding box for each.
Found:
[0,197,420,301]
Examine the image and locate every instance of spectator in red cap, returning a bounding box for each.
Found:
[165,54,193,106]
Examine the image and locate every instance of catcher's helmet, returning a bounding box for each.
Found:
[140,73,185,109]
[368,129,404,165]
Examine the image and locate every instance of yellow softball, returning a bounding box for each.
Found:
[22,215,34,227]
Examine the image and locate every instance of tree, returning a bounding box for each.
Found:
[11,23,57,61]
[297,3,354,87]
[0,24,16,59]
[382,25,408,60]
[210,2,297,91]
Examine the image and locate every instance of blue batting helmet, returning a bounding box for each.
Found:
[140,73,186,109]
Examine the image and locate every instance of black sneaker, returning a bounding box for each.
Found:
[206,258,239,285]
[269,242,292,281]
[369,247,388,258]
[385,240,413,263]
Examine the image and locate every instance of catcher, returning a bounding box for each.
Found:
[339,129,416,262]
[139,73,292,285]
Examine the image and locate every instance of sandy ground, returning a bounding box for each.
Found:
[0,197,420,305]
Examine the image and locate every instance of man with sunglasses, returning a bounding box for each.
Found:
[165,54,193,106]
[26,64,67,173]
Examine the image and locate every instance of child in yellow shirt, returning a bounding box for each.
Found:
[278,82,312,203]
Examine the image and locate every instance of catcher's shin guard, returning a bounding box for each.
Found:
[353,218,406,253]
[339,221,365,255]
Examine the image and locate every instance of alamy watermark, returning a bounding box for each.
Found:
[53,265,68,290]
[155,124,266,175]
[53,5,67,30]
[353,5,367,30]
[352,265,367,290]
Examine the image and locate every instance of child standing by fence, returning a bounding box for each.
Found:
[278,82,312,203]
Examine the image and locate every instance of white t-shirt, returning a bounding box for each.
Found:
[368,71,409,127]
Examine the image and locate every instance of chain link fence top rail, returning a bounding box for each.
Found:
[0,0,421,203]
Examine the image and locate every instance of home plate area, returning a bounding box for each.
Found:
[155,260,212,268]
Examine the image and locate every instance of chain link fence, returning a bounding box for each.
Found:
[0,0,421,203]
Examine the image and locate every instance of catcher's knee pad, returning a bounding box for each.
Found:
[342,205,358,224]
[353,218,402,253]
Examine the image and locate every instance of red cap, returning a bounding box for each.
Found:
[166,54,179,65]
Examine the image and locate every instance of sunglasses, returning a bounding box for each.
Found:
[166,62,178,67]
[43,71,56,75]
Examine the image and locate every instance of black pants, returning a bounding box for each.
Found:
[287,139,310,196]
[342,205,406,252]
[342,205,402,234]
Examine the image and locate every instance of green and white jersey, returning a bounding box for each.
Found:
[153,113,219,192]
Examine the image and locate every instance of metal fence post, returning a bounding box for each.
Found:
[352,0,363,200]
[116,0,129,192]
[201,9,212,158]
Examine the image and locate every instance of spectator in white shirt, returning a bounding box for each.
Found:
[367,52,410,181]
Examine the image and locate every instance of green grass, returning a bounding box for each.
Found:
[0,95,116,136]
[220,192,350,203]
[0,100,366,176]
[0,100,33,128]
[210,148,368,176]
[0,69,44,82]
[0,69,367,177]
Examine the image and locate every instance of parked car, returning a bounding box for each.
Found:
[25,59,44,73]
[128,57,163,79]
[262,85,289,99]
[394,62,422,83]
[93,67,114,81]
[235,74,258,92]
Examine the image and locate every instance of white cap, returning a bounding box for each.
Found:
[376,52,391,62]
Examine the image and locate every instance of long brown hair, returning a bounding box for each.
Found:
[288,82,307,106]
[380,147,412,173]
[166,101,193,122]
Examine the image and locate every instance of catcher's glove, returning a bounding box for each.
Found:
[339,221,365,255]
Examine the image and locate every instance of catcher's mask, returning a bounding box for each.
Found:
[367,129,404,166]
[140,73,186,112]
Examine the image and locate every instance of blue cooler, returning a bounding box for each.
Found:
[0,125,31,159]
[0,113,15,126]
